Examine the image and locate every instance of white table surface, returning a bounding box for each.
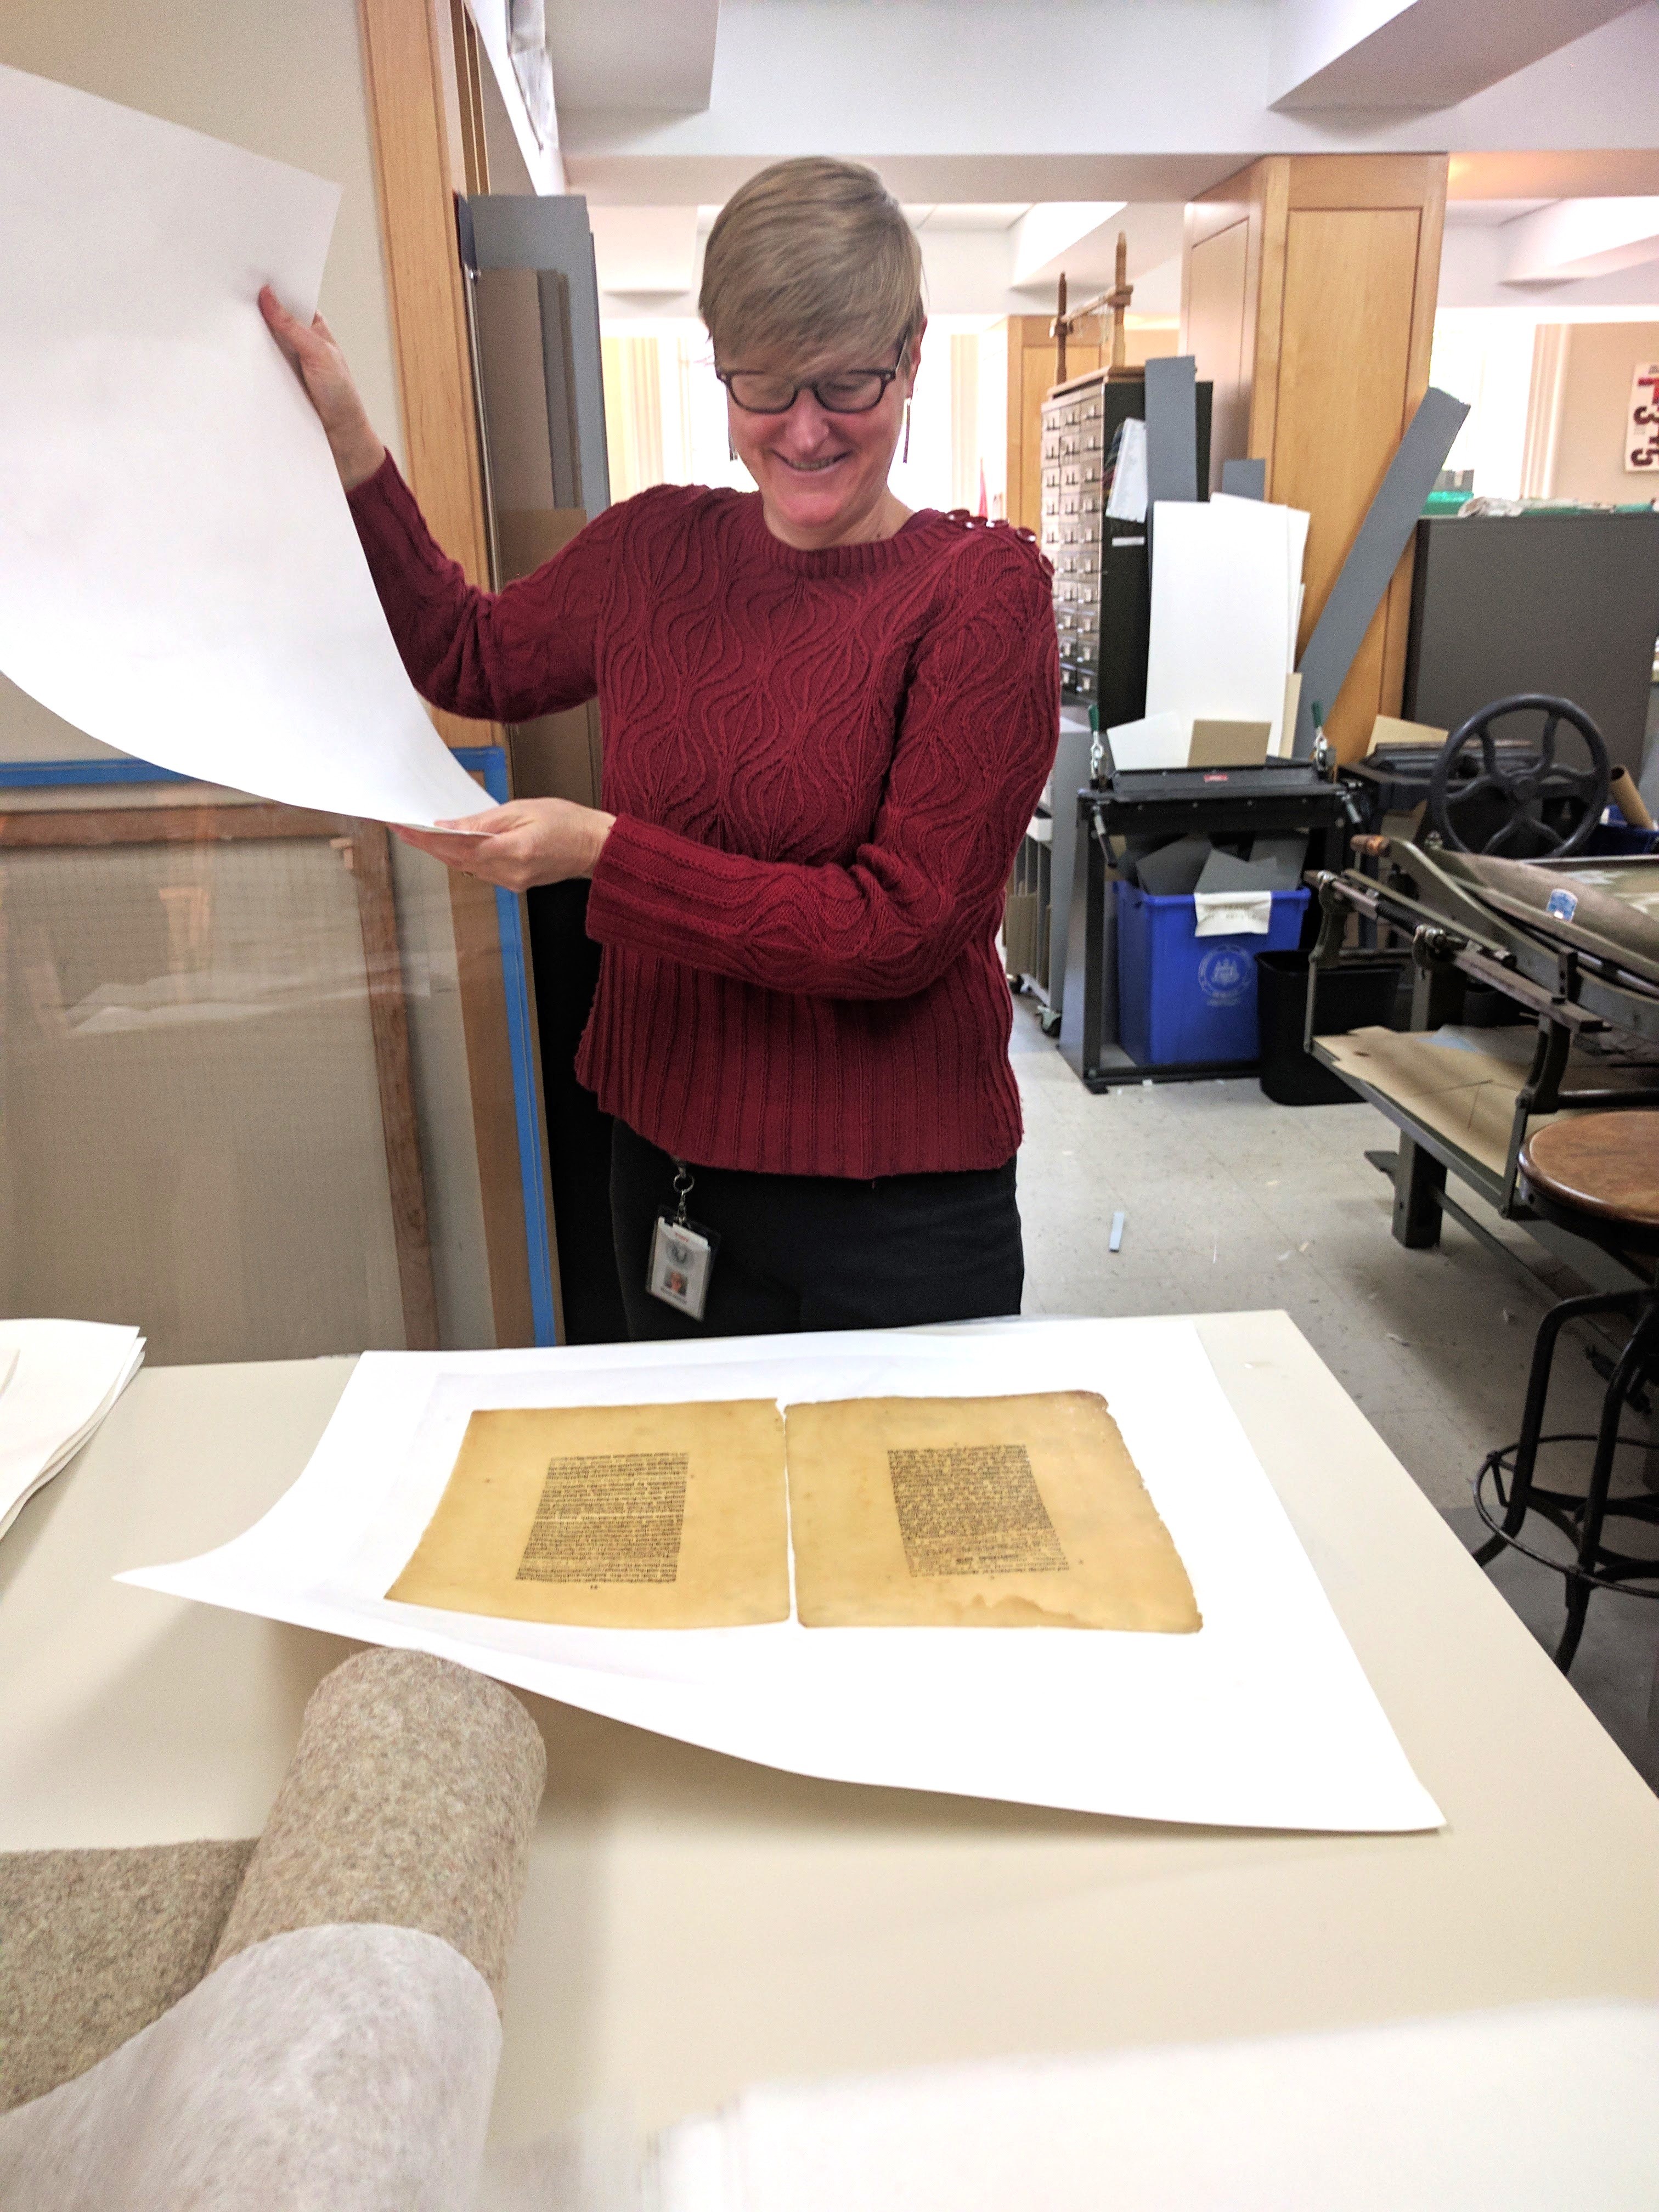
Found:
[3,1311,1656,2145]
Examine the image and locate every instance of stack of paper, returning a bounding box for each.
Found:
[1144,495,1310,758]
[0,1319,145,1540]
[647,2004,1659,2212]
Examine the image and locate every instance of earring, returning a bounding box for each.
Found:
[727,430,737,461]
[901,398,912,465]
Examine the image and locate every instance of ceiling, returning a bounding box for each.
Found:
[490,1,1659,317]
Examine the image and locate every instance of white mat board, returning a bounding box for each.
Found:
[0,66,489,828]
[1147,499,1308,757]
[120,1319,1442,1834]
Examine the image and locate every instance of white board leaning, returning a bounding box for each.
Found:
[120,1318,1444,1835]
[0,65,490,828]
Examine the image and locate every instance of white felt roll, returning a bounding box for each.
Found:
[0,1922,499,2211]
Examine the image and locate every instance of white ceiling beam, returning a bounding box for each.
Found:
[558,2,1659,206]
[1009,202,1125,289]
[1270,0,1645,112]
[546,0,720,115]
[1500,196,1659,285]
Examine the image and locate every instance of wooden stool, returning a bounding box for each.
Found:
[1474,1110,1659,1670]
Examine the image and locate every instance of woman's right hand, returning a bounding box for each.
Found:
[259,286,387,492]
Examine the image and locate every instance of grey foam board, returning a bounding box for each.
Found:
[1247,834,1311,889]
[1195,850,1271,894]
[1221,457,1266,500]
[1144,355,1198,508]
[1135,834,1213,898]
[1291,386,1469,757]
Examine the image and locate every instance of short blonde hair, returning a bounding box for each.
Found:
[699,158,924,370]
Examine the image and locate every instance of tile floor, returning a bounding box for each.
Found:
[1009,995,1659,1781]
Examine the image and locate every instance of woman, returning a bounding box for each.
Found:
[263,157,1058,1340]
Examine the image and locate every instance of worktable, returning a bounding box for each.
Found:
[3,1312,1656,2146]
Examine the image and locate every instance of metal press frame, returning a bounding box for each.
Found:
[1304,847,1659,1289]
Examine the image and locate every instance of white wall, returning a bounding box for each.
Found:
[1551,321,1659,504]
[1429,315,1540,499]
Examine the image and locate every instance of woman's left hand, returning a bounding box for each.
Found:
[395,799,616,891]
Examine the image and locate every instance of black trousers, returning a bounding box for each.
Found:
[610,1120,1024,1340]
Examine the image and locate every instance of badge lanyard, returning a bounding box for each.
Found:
[647,1159,719,1322]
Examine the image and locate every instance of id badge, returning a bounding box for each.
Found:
[648,1213,718,1321]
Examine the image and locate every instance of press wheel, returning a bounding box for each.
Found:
[1427,693,1610,860]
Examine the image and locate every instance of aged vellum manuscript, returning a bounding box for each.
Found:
[387,1401,789,1628]
[786,1391,1200,1630]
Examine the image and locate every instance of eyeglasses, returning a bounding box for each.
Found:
[715,356,904,416]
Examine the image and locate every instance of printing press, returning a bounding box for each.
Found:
[1303,693,1659,1289]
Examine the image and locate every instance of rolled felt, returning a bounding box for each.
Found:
[0,1839,256,2111]
[210,1647,546,2007]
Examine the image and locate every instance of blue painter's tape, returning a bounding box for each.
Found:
[454,746,559,1348]
[0,757,191,788]
[1545,887,1579,921]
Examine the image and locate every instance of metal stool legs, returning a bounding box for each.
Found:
[1472,1289,1641,1568]
[1556,1296,1659,1671]
[1474,1285,1659,1672]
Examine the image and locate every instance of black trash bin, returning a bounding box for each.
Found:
[1255,951,1405,1106]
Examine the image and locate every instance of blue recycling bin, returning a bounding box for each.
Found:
[1116,881,1311,1067]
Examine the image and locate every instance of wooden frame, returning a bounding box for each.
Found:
[0,802,439,1351]
[356,0,551,1347]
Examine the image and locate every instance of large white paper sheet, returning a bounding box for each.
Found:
[0,1318,145,1541]
[650,2004,1659,2212]
[120,1320,1441,1833]
[1146,499,1309,758]
[0,67,491,828]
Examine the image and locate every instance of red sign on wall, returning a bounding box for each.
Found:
[1629,362,1659,475]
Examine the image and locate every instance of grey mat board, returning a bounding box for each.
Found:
[1249,834,1312,887]
[1135,833,1214,898]
[460,194,610,514]
[1221,457,1266,500]
[1292,386,1470,758]
[1144,355,1198,509]
[1196,849,1277,894]
[1039,716,1097,1021]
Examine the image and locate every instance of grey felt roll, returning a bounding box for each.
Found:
[208,1647,545,2006]
[0,1838,256,2112]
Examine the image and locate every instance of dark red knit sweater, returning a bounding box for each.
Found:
[349,461,1059,1178]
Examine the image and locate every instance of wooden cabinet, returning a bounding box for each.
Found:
[1005,315,1101,536]
[1183,157,1447,760]
[1002,316,1181,537]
